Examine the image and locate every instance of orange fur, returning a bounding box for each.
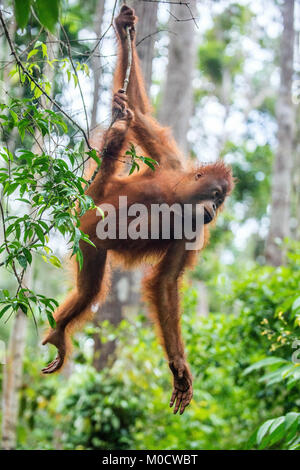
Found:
[42,6,233,415]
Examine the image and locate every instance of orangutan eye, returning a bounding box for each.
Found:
[212,189,222,204]
[212,188,222,199]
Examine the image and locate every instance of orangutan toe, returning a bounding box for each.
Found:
[41,354,64,374]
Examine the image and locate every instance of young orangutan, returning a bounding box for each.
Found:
[42,6,234,415]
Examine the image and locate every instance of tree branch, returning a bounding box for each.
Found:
[85,23,134,189]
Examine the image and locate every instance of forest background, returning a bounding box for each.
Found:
[0,0,300,450]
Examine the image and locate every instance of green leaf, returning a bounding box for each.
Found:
[243,357,287,375]
[284,412,299,431]
[49,255,62,268]
[0,305,12,319]
[144,160,156,171]
[73,74,78,88]
[27,49,39,60]
[4,182,19,196]
[41,43,48,58]
[80,233,96,248]
[34,86,43,99]
[264,420,286,448]
[143,156,158,164]
[86,149,101,166]
[17,254,27,269]
[23,248,32,265]
[33,0,59,33]
[96,206,105,220]
[47,311,56,329]
[255,414,300,449]
[76,248,83,271]
[129,161,139,175]
[34,224,45,244]
[256,419,273,445]
[292,297,300,313]
[269,416,285,435]
[14,0,31,29]
[18,302,28,314]
[10,109,18,123]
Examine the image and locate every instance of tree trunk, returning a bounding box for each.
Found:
[0,6,15,85]
[90,0,105,130]
[158,0,197,155]
[1,314,28,449]
[1,269,32,450]
[265,0,295,266]
[128,0,158,94]
[294,107,300,240]
[93,270,140,369]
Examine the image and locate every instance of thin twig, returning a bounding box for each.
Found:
[185,2,199,29]
[142,0,199,29]
[123,27,133,92]
[88,0,119,60]
[168,9,200,26]
[61,22,90,138]
[141,1,190,4]
[136,29,171,47]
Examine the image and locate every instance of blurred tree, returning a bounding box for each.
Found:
[128,0,158,94]
[292,38,300,240]
[93,270,140,370]
[197,3,251,153]
[158,0,197,155]
[1,276,31,450]
[90,0,105,130]
[294,106,300,240]
[265,0,295,266]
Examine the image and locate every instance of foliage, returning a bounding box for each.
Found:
[0,28,155,327]
[125,143,159,175]
[14,0,60,32]
[0,89,99,325]
[250,412,300,450]
[12,245,300,450]
[55,368,145,450]
[198,3,252,84]
[223,142,273,219]
[1,0,299,452]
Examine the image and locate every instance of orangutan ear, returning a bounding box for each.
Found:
[195,173,203,181]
